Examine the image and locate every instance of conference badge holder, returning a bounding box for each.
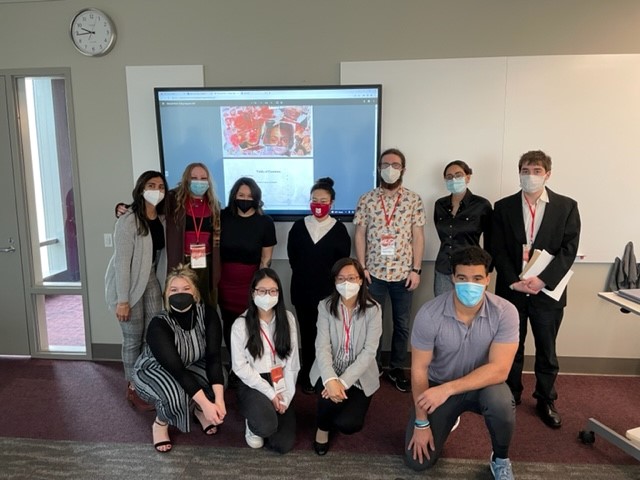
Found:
[190,244,207,269]
[270,364,286,394]
[381,233,396,256]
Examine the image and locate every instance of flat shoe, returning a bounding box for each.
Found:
[313,440,329,456]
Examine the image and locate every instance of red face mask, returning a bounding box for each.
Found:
[310,202,330,218]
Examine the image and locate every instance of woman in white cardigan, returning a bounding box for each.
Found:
[105,170,168,410]
[309,257,382,455]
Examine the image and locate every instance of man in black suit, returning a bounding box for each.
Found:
[492,150,580,429]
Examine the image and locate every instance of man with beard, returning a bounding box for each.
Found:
[354,148,426,392]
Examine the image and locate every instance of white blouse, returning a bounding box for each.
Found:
[231,310,300,407]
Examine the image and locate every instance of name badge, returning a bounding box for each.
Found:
[190,243,207,269]
[270,365,286,394]
[380,233,396,256]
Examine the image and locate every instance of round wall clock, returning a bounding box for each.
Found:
[70,8,116,57]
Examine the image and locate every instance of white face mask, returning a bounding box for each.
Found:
[254,293,278,312]
[143,189,165,206]
[336,281,361,300]
[380,166,402,184]
[519,174,546,194]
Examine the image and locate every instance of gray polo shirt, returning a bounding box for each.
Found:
[411,290,518,385]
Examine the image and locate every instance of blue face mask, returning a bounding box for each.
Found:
[189,179,209,197]
[445,177,467,194]
[454,282,485,307]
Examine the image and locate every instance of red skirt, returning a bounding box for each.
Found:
[218,262,259,314]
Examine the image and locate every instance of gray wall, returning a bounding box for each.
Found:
[1,0,639,370]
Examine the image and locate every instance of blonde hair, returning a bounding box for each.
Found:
[164,263,201,309]
[174,162,221,239]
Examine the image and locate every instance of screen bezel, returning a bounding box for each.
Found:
[154,84,382,222]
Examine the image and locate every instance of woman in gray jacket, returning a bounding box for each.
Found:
[309,257,382,455]
[105,170,168,410]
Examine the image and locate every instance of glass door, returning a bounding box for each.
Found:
[10,71,90,357]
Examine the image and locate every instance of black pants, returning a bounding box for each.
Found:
[507,301,564,402]
[294,302,319,384]
[220,306,239,365]
[404,382,515,471]
[236,379,296,454]
[315,380,372,434]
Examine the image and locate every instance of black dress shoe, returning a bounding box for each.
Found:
[313,440,329,456]
[536,400,562,428]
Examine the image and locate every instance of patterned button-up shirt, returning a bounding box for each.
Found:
[354,186,426,282]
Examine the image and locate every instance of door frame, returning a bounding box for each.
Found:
[1,68,92,359]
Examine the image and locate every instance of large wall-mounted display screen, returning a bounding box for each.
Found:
[155,85,381,220]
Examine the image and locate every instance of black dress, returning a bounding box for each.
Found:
[287,218,351,382]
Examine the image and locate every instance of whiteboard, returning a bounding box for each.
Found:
[342,54,640,263]
[125,65,204,182]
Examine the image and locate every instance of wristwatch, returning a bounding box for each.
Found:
[411,267,422,275]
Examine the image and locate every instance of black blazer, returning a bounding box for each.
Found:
[492,188,580,309]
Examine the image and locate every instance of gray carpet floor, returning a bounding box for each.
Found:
[1,437,639,480]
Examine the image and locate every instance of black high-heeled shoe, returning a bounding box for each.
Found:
[193,407,218,435]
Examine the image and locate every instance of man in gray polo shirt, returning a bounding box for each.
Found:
[404,246,519,480]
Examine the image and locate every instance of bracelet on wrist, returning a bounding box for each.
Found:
[414,419,430,429]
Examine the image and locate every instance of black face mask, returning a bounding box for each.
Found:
[168,293,195,312]
[235,199,255,213]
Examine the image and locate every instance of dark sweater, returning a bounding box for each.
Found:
[287,218,351,307]
[146,304,224,398]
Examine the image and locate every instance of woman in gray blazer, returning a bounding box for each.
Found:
[105,170,168,410]
[309,257,382,455]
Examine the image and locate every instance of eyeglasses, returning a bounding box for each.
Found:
[445,172,466,180]
[336,275,360,283]
[254,287,279,296]
[380,162,403,170]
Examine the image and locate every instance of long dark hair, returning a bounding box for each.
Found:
[243,268,292,360]
[130,170,167,236]
[227,176,264,216]
[327,258,378,318]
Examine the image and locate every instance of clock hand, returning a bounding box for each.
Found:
[81,27,95,34]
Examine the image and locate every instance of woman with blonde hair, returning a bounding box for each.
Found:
[164,162,222,306]
[133,264,226,453]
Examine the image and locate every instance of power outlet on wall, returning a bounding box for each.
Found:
[104,233,113,248]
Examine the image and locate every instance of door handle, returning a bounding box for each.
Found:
[0,245,16,253]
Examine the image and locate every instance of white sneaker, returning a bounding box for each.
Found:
[451,416,461,432]
[245,420,264,449]
[489,452,514,480]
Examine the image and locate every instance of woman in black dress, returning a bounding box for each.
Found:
[287,177,351,392]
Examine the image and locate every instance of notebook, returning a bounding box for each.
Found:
[614,288,640,304]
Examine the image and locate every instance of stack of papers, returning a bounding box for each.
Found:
[614,289,640,304]
[520,249,574,301]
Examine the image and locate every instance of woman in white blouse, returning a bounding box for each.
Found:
[309,258,382,455]
[231,268,300,453]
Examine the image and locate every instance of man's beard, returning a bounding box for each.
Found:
[381,176,403,190]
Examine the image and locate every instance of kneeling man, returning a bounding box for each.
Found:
[405,246,518,479]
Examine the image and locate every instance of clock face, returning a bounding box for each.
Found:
[70,9,116,57]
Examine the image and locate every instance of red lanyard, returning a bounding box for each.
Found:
[379,189,402,227]
[188,200,206,244]
[524,197,537,245]
[260,326,277,363]
[340,304,353,356]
